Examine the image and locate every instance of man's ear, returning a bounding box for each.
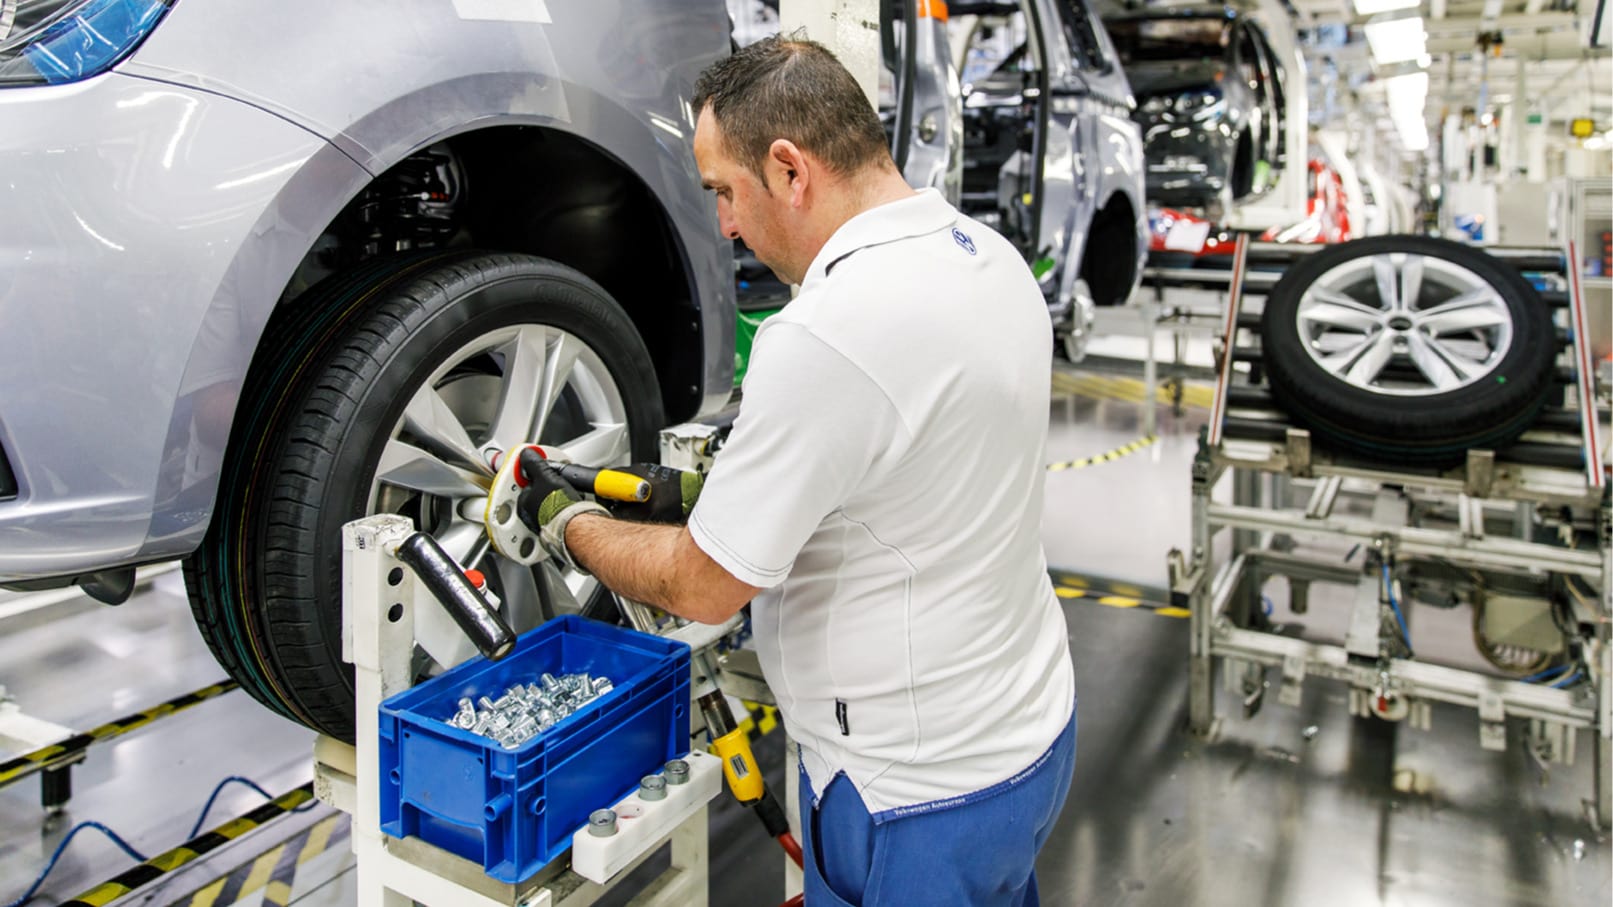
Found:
[767,138,811,208]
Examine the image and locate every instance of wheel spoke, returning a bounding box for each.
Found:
[1399,254,1425,310]
[375,439,489,499]
[1300,300,1384,333]
[1405,332,1464,389]
[530,333,586,444]
[494,557,552,631]
[434,521,490,568]
[403,386,494,477]
[1342,332,1397,385]
[487,325,551,449]
[1414,332,1490,385]
[1414,288,1506,334]
[1373,255,1402,311]
[1308,285,1387,316]
[561,422,631,466]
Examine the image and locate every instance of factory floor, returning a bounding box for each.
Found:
[1,349,1608,907]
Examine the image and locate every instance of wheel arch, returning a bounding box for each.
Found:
[1079,190,1146,308]
[152,114,730,562]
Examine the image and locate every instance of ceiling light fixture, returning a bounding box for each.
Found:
[1385,71,1430,151]
[1353,0,1421,15]
[1366,16,1428,65]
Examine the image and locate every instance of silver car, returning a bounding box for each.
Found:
[0,0,736,738]
[952,0,1149,361]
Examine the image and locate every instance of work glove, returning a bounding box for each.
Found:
[515,449,608,573]
[600,463,704,525]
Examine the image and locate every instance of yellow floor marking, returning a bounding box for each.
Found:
[1097,596,1141,608]
[1054,587,1085,599]
[264,880,294,906]
[237,844,286,899]
[299,816,340,866]
[1156,607,1192,619]
[187,877,228,907]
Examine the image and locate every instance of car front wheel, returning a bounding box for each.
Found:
[183,252,663,739]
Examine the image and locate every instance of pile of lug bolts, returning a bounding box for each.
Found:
[447,671,614,749]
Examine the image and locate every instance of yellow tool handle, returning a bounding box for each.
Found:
[710,728,765,804]
[555,464,651,502]
[590,468,651,502]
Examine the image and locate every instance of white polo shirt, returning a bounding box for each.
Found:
[688,188,1075,817]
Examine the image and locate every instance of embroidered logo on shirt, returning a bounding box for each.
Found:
[952,228,977,256]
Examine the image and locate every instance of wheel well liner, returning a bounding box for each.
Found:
[1080,194,1141,307]
[282,126,705,425]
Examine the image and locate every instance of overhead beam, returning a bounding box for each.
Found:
[1420,10,1582,34]
[1427,33,1613,56]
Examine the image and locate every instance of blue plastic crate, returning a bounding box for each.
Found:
[378,615,690,882]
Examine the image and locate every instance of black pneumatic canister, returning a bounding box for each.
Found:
[395,532,516,660]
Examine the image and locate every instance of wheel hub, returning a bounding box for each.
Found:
[1294,252,1515,396]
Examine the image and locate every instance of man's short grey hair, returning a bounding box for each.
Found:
[692,33,893,184]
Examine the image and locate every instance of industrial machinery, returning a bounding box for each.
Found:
[1168,235,1611,827]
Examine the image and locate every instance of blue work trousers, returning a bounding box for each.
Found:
[799,712,1077,907]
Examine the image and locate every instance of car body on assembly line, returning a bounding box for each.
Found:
[951,0,1149,361]
[0,0,738,739]
[1103,4,1289,218]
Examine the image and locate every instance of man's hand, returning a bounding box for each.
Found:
[516,450,608,572]
[600,463,704,524]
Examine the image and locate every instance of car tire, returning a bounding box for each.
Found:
[1259,235,1557,466]
[183,251,663,739]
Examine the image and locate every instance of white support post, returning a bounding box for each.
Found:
[345,514,426,907]
[780,0,882,107]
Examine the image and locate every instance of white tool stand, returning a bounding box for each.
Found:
[313,514,723,906]
[1169,238,1612,827]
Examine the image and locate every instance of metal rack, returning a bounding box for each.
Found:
[1168,235,1612,827]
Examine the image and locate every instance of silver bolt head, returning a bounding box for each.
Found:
[639,774,667,801]
[663,760,690,785]
[588,808,618,837]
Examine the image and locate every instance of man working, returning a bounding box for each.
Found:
[521,35,1076,906]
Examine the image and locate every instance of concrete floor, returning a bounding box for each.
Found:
[1,353,1608,906]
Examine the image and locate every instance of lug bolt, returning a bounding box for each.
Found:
[588,808,618,837]
[639,775,667,801]
[663,760,690,786]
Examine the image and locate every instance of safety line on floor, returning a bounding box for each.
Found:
[1046,570,1185,618]
[179,812,349,907]
[1046,433,1159,472]
[57,784,314,907]
[735,701,780,742]
[0,681,240,790]
[1050,373,1214,410]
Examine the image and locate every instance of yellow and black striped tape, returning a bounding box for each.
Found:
[734,701,780,742]
[1046,434,1158,473]
[58,784,314,907]
[1047,569,1188,619]
[182,812,349,907]
[0,681,239,789]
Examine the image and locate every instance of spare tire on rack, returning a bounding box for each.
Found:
[1259,235,1557,466]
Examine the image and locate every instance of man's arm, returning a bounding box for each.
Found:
[564,512,760,625]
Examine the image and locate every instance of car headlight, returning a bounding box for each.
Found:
[0,0,173,87]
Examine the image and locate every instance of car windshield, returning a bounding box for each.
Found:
[1106,17,1230,64]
